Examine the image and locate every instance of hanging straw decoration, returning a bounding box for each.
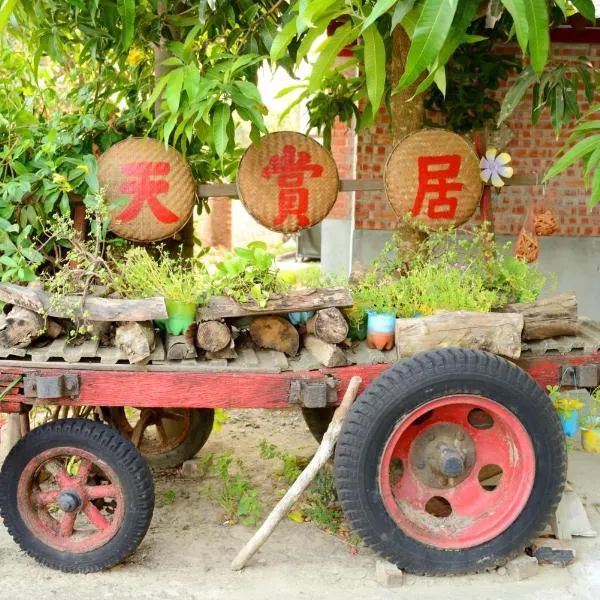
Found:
[515,209,539,263]
[534,208,559,236]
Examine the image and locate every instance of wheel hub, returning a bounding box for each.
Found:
[56,490,82,513]
[410,422,475,488]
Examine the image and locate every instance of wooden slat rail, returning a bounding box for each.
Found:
[197,174,541,198]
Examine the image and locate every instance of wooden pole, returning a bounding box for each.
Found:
[231,375,362,571]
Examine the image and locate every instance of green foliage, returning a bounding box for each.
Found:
[352,224,546,321]
[162,489,177,504]
[211,242,289,307]
[210,452,261,526]
[258,440,308,485]
[112,246,208,304]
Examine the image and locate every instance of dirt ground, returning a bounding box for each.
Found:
[0,408,599,600]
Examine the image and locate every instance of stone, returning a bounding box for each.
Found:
[181,459,198,478]
[529,538,576,567]
[375,560,404,587]
[505,555,539,581]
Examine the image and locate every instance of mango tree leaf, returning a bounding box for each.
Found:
[500,0,529,52]
[571,0,596,23]
[308,22,357,93]
[591,163,600,208]
[165,68,184,114]
[117,0,135,50]
[212,103,231,158]
[392,0,417,29]
[524,0,549,75]
[0,0,19,33]
[361,0,397,33]
[544,134,600,182]
[396,0,458,91]
[363,24,386,114]
[498,66,538,125]
[271,19,297,61]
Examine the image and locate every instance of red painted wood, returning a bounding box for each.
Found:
[516,353,600,390]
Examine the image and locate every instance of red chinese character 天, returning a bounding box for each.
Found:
[117,161,179,224]
[262,145,323,227]
[412,155,464,220]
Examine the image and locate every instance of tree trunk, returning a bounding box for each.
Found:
[249,316,299,357]
[195,320,232,352]
[305,308,349,344]
[115,321,156,364]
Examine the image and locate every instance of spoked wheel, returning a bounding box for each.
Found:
[335,349,567,575]
[0,419,154,573]
[108,407,214,469]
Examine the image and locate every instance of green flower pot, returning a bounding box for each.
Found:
[156,300,197,336]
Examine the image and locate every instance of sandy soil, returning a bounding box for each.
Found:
[1,408,599,600]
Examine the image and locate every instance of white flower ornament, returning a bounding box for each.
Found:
[480,147,513,188]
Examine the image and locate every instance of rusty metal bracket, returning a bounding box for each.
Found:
[288,376,338,408]
[23,374,80,399]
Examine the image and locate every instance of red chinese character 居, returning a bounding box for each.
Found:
[262,145,323,227]
[117,161,179,224]
[412,155,464,220]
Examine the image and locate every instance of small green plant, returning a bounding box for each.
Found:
[211,242,289,307]
[210,452,260,526]
[547,385,584,419]
[258,440,308,486]
[162,489,177,504]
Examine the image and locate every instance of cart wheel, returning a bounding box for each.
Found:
[334,348,567,575]
[108,407,214,469]
[0,419,154,573]
[301,407,335,442]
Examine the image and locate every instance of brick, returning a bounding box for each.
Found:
[529,538,576,567]
[505,555,540,581]
[375,560,404,587]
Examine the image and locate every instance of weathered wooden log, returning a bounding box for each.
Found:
[115,321,156,364]
[206,346,238,360]
[0,282,167,322]
[498,293,578,341]
[249,316,299,357]
[198,287,353,320]
[45,319,64,339]
[305,307,349,344]
[195,320,231,352]
[395,311,524,359]
[0,306,45,348]
[304,335,348,367]
[165,334,197,360]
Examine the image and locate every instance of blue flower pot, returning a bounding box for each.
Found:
[559,410,579,438]
[366,311,396,350]
[287,311,315,326]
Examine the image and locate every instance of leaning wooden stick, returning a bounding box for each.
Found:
[231,375,362,571]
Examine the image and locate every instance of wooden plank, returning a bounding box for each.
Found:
[0,283,167,322]
[198,287,353,320]
[197,175,540,198]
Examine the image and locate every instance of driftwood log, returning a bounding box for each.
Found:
[0,282,167,322]
[115,321,156,364]
[249,316,299,357]
[304,335,348,367]
[305,308,349,344]
[231,376,362,571]
[395,311,524,359]
[0,306,45,348]
[498,293,578,341]
[198,287,353,320]
[195,321,232,353]
[165,334,197,360]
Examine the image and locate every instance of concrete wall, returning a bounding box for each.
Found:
[353,229,600,320]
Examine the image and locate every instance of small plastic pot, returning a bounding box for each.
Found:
[581,417,600,453]
[559,410,579,438]
[156,300,197,336]
[366,311,396,350]
[287,311,315,326]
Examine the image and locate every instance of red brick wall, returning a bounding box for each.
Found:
[347,42,600,234]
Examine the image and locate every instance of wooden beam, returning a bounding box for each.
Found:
[197,174,541,198]
[0,283,167,322]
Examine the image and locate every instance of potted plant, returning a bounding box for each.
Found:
[353,282,400,350]
[581,387,600,454]
[114,247,208,335]
[547,385,585,438]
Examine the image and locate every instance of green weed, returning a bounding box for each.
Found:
[162,489,177,503]
[258,440,308,485]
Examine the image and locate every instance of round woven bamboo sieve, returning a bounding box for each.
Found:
[236,132,339,233]
[384,129,483,229]
[98,137,195,242]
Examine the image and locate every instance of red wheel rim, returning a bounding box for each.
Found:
[379,395,535,549]
[18,447,125,553]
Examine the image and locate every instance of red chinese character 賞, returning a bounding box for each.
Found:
[412,155,463,220]
[262,145,323,227]
[117,161,179,224]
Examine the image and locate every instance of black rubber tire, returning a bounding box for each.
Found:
[0,419,155,573]
[108,407,214,469]
[301,407,335,442]
[334,348,567,576]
